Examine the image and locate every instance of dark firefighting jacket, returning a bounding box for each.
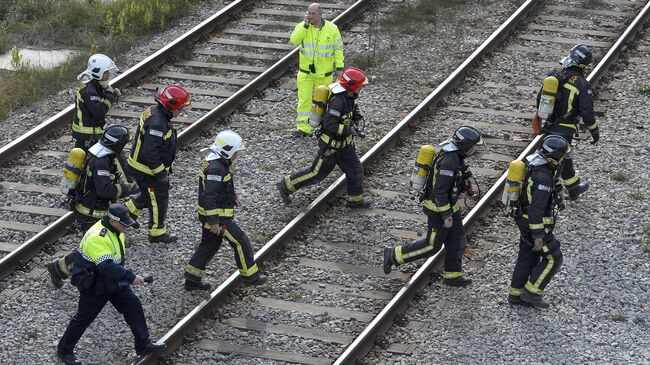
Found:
[197,158,236,226]
[422,147,471,217]
[127,104,177,181]
[75,153,130,219]
[72,79,119,139]
[518,164,559,239]
[318,92,362,149]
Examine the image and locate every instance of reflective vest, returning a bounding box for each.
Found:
[78,220,126,265]
[290,19,344,76]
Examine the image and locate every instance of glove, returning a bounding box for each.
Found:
[532,237,544,252]
[119,182,139,197]
[589,128,599,145]
[442,215,453,229]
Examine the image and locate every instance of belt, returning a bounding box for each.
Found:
[320,134,353,149]
[300,68,333,77]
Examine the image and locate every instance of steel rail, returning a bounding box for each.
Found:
[0,0,371,281]
[0,0,250,166]
[334,1,650,364]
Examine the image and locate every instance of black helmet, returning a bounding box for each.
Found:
[99,124,130,152]
[538,135,569,164]
[569,44,592,67]
[451,126,483,156]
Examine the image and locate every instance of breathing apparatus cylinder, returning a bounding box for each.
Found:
[309,85,331,127]
[409,145,435,191]
[501,160,526,213]
[537,76,559,120]
[60,148,86,195]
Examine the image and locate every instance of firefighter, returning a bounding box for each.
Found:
[184,131,267,290]
[124,85,190,243]
[277,67,369,208]
[47,125,138,289]
[537,44,598,200]
[290,2,344,136]
[508,135,569,309]
[56,204,165,365]
[72,54,121,150]
[383,126,484,286]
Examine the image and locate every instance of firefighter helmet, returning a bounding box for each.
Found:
[100,124,131,153]
[156,85,191,113]
[560,44,592,68]
[205,130,244,160]
[451,126,483,156]
[331,67,369,94]
[538,134,569,164]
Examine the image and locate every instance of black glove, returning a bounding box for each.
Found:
[119,182,139,197]
[589,128,599,145]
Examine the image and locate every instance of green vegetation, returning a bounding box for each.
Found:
[611,170,627,182]
[383,0,455,33]
[627,191,645,201]
[0,0,195,119]
[639,85,650,95]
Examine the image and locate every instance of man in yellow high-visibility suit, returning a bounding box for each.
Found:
[290,3,344,136]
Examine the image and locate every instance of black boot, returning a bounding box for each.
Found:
[136,341,167,356]
[184,280,211,291]
[383,247,395,275]
[507,294,531,306]
[148,233,178,243]
[129,213,140,229]
[57,350,81,365]
[47,261,64,289]
[520,289,550,309]
[567,181,589,201]
[443,276,472,287]
[277,181,292,205]
[244,273,268,286]
[347,198,371,209]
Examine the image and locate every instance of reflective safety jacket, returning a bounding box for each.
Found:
[537,66,598,134]
[197,158,236,226]
[290,19,344,76]
[70,218,136,294]
[75,153,131,219]
[127,104,177,180]
[72,79,119,139]
[319,92,361,149]
[519,164,559,238]
[422,149,470,216]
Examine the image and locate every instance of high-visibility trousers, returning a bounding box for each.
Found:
[295,71,333,134]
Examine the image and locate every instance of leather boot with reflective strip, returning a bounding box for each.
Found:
[520,288,550,309]
[442,271,472,287]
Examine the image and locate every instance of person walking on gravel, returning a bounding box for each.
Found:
[124,85,190,244]
[277,67,370,208]
[72,54,121,151]
[508,135,569,309]
[56,204,165,365]
[534,44,598,201]
[383,126,483,287]
[184,131,267,290]
[47,125,138,289]
[290,2,345,137]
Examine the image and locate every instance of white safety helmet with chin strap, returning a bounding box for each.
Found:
[77,54,118,84]
[202,130,244,161]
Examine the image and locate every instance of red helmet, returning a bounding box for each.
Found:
[336,67,368,93]
[156,85,191,112]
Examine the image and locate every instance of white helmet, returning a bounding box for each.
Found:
[77,54,118,83]
[202,130,244,160]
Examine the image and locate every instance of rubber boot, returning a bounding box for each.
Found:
[443,276,473,287]
[383,247,395,275]
[277,180,292,205]
[568,181,589,201]
[184,280,211,291]
[520,289,550,309]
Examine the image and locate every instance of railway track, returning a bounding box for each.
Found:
[115,0,649,364]
[0,0,371,279]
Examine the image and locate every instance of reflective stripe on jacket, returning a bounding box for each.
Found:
[127,105,177,179]
[290,19,344,76]
[72,79,118,137]
[197,158,237,226]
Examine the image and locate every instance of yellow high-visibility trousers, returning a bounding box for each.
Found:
[296,71,332,135]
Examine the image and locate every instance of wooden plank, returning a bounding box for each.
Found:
[547,5,629,17]
[36,150,67,158]
[484,81,537,93]
[528,24,619,37]
[106,109,194,125]
[447,106,532,120]
[224,28,290,39]
[267,0,348,10]
[538,15,619,27]
[474,151,515,163]
[222,317,353,345]
[518,34,611,48]
[197,340,330,365]
[367,188,403,199]
[0,204,67,217]
[392,229,420,241]
[0,182,61,195]
[12,166,60,176]
[299,257,410,281]
[406,320,427,330]
[238,17,296,27]
[0,220,46,233]
[193,48,278,61]
[250,8,305,17]
[312,239,378,252]
[257,297,375,322]
[138,83,233,98]
[300,281,393,300]
[482,137,531,148]
[208,37,295,51]
[354,208,423,223]
[157,70,251,85]
[262,95,286,102]
[449,119,532,134]
[386,343,414,355]
[175,60,267,73]
[0,242,18,253]
[461,92,536,106]
[120,96,215,111]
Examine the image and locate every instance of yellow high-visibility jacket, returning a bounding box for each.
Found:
[290,19,344,76]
